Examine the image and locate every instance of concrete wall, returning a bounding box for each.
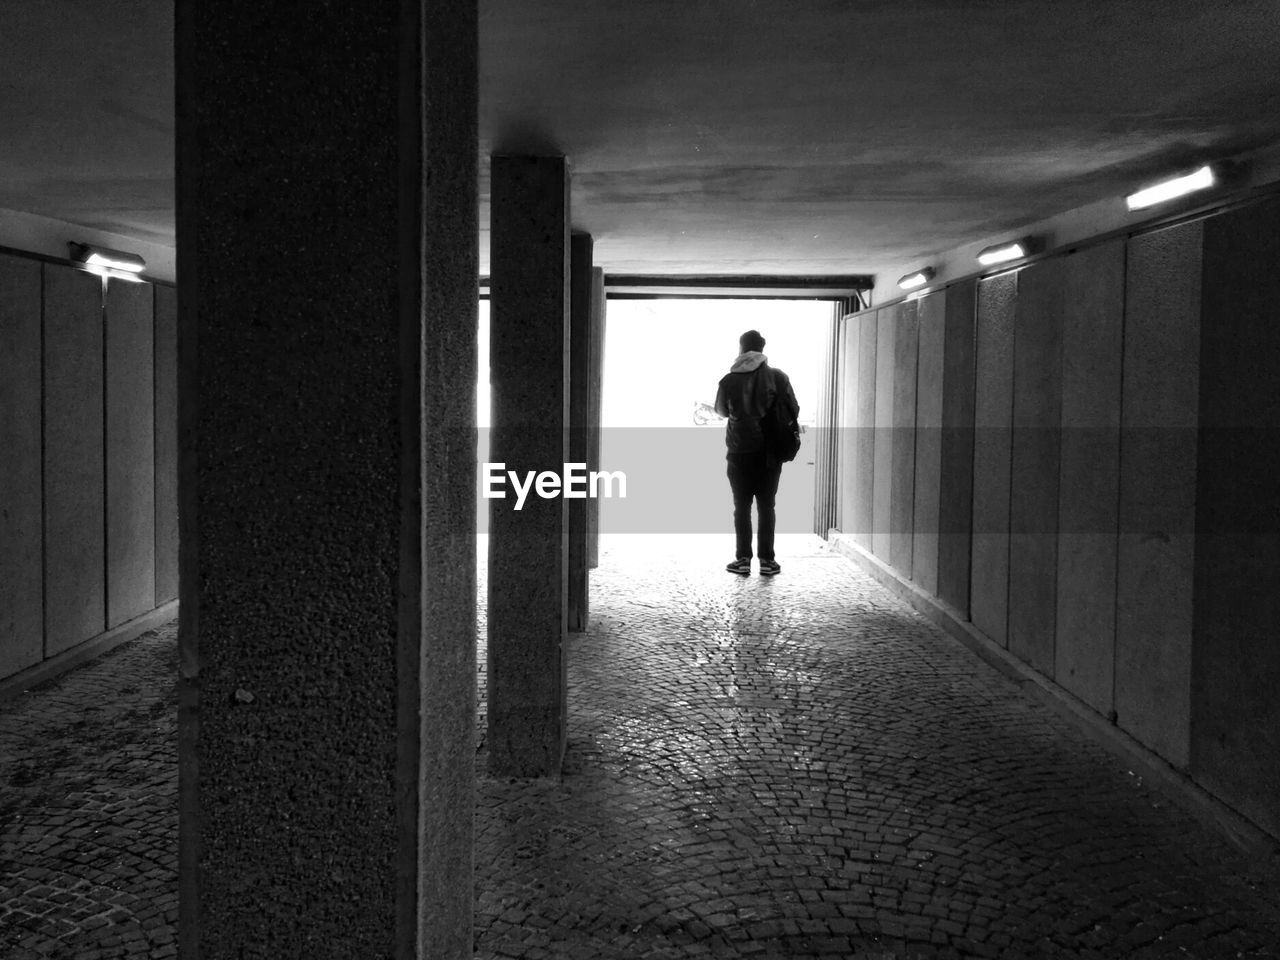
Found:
[911,292,944,596]
[935,279,975,616]
[870,304,896,560]
[1191,197,1280,840]
[813,308,843,536]
[969,272,1016,646]
[1116,222,1200,768]
[830,191,1280,840]
[0,250,177,687]
[0,256,43,679]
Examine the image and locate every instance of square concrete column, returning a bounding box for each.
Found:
[587,268,606,569]
[488,155,570,776]
[176,3,477,958]
[568,233,593,631]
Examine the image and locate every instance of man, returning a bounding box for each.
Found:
[714,329,800,576]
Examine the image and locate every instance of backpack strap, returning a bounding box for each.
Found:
[759,365,779,417]
[746,363,757,413]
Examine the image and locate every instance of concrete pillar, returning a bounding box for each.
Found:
[568,233,593,631]
[488,155,570,777]
[587,268,605,569]
[176,2,478,957]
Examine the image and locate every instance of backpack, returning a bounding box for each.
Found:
[758,368,801,463]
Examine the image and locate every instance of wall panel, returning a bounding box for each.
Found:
[969,273,1017,645]
[1116,222,1201,767]
[817,193,1280,841]
[812,313,840,535]
[871,306,896,561]
[837,315,861,535]
[1191,198,1280,838]
[0,256,44,678]
[43,264,106,655]
[937,279,976,615]
[155,285,179,603]
[889,300,919,574]
[828,311,847,533]
[1007,259,1064,675]
[1055,241,1124,713]
[106,279,156,627]
[912,291,945,593]
[853,313,878,547]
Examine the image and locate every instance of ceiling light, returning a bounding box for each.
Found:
[99,269,146,283]
[1125,164,1216,210]
[976,238,1030,266]
[897,267,935,291]
[69,242,146,274]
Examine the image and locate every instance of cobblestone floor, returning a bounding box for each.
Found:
[474,534,1280,960]
[0,622,178,959]
[3,535,1279,959]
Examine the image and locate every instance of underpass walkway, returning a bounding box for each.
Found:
[2,535,1278,958]
[474,534,1280,959]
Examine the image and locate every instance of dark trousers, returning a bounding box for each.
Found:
[727,452,783,561]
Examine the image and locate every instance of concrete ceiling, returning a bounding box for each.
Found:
[3,0,1279,281]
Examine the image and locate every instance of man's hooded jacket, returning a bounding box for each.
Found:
[714,351,800,455]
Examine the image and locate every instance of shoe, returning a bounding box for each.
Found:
[759,560,781,577]
[726,558,751,576]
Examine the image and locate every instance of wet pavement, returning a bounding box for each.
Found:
[3,534,1280,958]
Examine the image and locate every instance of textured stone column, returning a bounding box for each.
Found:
[568,234,593,631]
[488,155,570,776]
[176,2,478,958]
[587,268,605,569]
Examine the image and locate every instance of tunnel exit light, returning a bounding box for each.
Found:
[1125,165,1216,210]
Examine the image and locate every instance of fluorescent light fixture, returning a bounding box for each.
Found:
[100,268,146,283]
[1125,164,1216,210]
[897,267,935,291]
[69,242,146,274]
[977,238,1029,266]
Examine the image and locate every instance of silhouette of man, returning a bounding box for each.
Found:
[714,329,800,576]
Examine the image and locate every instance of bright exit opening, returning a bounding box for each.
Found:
[599,298,830,538]
[477,297,832,541]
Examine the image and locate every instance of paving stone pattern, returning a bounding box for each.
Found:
[3,536,1279,959]
[475,535,1280,960]
[0,622,177,959]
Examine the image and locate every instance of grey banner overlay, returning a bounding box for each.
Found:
[476,427,1280,534]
